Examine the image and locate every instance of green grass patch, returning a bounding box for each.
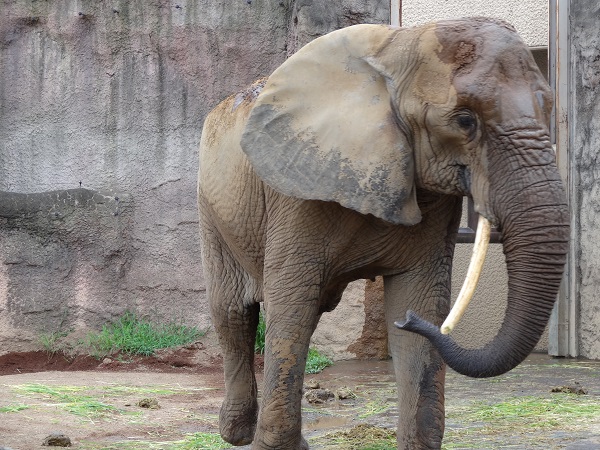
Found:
[255,310,266,354]
[444,394,600,448]
[305,347,333,374]
[79,432,230,449]
[176,432,230,449]
[14,383,88,397]
[39,330,71,354]
[353,384,395,419]
[64,399,119,417]
[454,395,600,431]
[98,385,182,396]
[37,312,205,358]
[12,383,120,420]
[82,311,205,357]
[12,383,182,398]
[0,403,30,413]
[358,398,392,419]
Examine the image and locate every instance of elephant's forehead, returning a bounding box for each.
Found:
[409,25,456,105]
[416,18,542,108]
[432,17,523,67]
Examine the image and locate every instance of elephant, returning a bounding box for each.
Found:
[197,17,569,449]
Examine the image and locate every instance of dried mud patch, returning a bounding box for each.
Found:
[0,342,238,376]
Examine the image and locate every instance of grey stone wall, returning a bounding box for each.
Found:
[570,0,600,359]
[286,0,389,54]
[0,189,130,350]
[0,0,389,352]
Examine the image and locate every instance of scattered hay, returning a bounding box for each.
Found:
[312,423,396,449]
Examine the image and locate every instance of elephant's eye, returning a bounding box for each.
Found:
[456,113,477,131]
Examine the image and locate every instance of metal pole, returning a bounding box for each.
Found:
[390,0,401,27]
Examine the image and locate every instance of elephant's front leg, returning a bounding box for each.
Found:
[384,266,451,450]
[253,274,321,450]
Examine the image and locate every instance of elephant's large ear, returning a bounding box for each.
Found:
[240,24,420,226]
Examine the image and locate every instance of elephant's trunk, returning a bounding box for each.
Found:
[397,125,570,378]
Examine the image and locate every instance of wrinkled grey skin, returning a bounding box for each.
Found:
[198,18,569,450]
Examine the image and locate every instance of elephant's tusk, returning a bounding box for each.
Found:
[441,215,491,335]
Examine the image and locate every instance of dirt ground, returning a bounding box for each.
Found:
[0,341,599,450]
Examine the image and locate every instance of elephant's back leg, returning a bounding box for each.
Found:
[199,215,261,446]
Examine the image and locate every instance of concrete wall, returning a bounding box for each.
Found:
[0,0,389,353]
[402,0,548,47]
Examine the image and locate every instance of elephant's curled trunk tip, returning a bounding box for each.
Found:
[394,310,439,336]
[394,309,431,334]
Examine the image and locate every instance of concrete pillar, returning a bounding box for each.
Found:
[563,0,600,359]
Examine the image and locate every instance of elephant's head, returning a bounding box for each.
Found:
[240,18,569,377]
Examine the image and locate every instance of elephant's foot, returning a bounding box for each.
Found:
[219,398,258,446]
[251,431,309,450]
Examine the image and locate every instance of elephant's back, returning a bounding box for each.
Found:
[200,79,267,156]
[198,82,268,269]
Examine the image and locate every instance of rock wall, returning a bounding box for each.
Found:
[0,0,389,353]
[0,189,130,350]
